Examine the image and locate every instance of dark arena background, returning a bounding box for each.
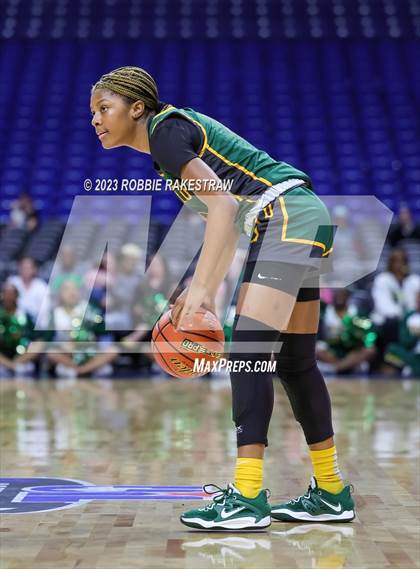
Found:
[0,1,419,568]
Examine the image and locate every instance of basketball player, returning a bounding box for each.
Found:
[90,67,355,530]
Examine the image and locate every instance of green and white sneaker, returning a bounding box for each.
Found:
[180,483,272,531]
[271,476,355,523]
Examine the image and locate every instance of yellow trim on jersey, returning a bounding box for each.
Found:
[151,109,208,158]
[177,188,192,202]
[187,117,208,157]
[279,196,327,253]
[152,110,273,186]
[150,105,176,135]
[250,219,260,243]
[233,194,257,205]
[206,145,273,187]
[263,203,274,219]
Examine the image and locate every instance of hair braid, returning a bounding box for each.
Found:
[92,66,160,112]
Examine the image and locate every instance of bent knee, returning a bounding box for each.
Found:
[276,355,317,378]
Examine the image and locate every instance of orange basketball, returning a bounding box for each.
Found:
[151,309,225,378]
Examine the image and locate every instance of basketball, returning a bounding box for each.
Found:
[151,309,225,378]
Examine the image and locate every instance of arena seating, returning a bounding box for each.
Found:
[0,0,419,225]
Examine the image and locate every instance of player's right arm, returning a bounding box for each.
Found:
[150,118,240,322]
[171,206,240,320]
[206,225,240,298]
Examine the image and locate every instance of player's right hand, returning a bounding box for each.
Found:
[170,287,216,326]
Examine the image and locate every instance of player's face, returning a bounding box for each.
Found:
[90,89,135,149]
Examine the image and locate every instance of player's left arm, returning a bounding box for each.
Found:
[176,157,239,329]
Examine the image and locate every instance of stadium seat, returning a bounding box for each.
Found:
[0,1,418,223]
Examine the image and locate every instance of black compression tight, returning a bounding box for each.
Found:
[276,333,334,445]
[229,316,334,447]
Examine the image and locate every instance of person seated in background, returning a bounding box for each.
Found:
[317,289,377,374]
[50,246,83,294]
[388,204,420,247]
[46,280,117,378]
[84,252,116,313]
[106,244,143,330]
[9,192,39,232]
[7,256,50,330]
[0,283,42,377]
[122,253,172,373]
[329,205,364,284]
[130,253,172,333]
[371,249,420,347]
[384,291,420,377]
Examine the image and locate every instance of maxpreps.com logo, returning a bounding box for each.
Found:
[0,478,206,514]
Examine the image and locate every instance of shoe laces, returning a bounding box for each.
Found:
[200,484,235,512]
[289,483,312,505]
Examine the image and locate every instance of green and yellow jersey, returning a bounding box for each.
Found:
[148,105,311,224]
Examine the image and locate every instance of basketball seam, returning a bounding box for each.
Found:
[152,340,179,376]
[151,316,171,343]
[156,318,196,366]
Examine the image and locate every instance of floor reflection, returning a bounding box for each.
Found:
[180,524,355,569]
[0,378,418,569]
[182,534,273,568]
[272,524,355,569]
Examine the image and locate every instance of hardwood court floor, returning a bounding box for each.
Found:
[0,376,419,569]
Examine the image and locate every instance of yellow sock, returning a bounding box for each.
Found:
[234,457,263,499]
[316,554,345,569]
[309,445,345,494]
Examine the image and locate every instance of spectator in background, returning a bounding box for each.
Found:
[46,280,117,378]
[371,249,420,343]
[9,192,39,232]
[0,283,42,377]
[84,252,116,312]
[121,253,172,373]
[329,205,363,284]
[51,246,83,293]
[106,244,143,330]
[332,205,357,247]
[388,204,420,247]
[317,289,377,374]
[7,256,50,330]
[384,291,420,377]
[131,253,172,331]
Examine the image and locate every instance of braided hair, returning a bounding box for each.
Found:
[92,66,165,113]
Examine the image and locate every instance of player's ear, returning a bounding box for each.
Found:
[131,100,145,120]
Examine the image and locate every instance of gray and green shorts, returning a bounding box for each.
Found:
[246,185,334,269]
